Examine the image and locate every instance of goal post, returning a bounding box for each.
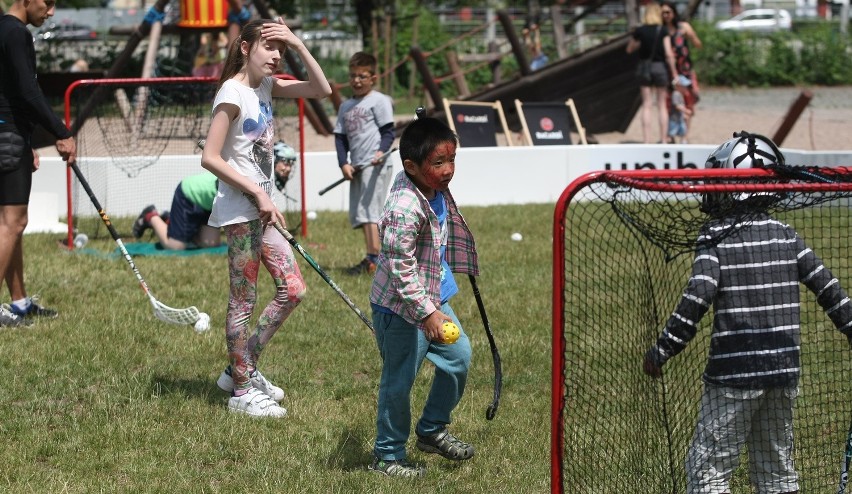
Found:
[62,75,307,247]
[552,166,852,493]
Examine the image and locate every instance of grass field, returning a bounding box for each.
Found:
[1,203,554,493]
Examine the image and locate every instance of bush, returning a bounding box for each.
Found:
[692,22,852,86]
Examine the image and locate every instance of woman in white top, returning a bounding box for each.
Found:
[201,17,331,418]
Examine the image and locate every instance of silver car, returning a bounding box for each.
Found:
[715,9,793,32]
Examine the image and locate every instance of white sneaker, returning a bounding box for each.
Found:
[227,388,287,418]
[217,366,285,402]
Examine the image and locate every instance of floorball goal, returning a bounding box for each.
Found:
[552,165,852,493]
[63,76,307,245]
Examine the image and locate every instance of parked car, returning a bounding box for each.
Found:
[35,22,98,42]
[300,29,356,41]
[715,8,792,32]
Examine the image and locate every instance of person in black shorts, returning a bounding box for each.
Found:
[626,2,680,144]
[132,172,221,250]
[0,0,76,327]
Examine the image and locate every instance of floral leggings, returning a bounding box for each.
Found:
[224,220,305,391]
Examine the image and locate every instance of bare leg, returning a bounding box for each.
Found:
[196,225,223,248]
[640,86,653,144]
[655,86,670,144]
[363,222,380,257]
[0,204,28,299]
[5,236,26,301]
[150,216,188,250]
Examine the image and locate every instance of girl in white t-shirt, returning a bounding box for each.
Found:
[201,17,331,418]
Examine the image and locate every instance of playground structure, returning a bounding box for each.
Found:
[36,1,671,143]
[52,0,642,140]
[37,0,813,145]
[354,6,649,138]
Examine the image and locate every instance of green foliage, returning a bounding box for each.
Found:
[390,4,454,98]
[1,204,553,492]
[692,22,852,86]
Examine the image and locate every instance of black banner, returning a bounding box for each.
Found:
[447,103,499,148]
[520,103,574,146]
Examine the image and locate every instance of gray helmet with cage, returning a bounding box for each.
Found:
[701,131,786,215]
[273,141,297,162]
[705,131,785,170]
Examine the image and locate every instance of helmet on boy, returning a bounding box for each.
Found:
[705,131,784,170]
[701,131,785,215]
[273,141,297,162]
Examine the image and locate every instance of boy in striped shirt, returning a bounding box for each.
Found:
[643,133,852,493]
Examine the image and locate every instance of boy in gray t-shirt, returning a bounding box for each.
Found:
[334,52,396,275]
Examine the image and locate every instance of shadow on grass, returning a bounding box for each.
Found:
[325,426,373,472]
[149,374,223,406]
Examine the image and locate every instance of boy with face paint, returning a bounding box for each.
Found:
[367,116,480,478]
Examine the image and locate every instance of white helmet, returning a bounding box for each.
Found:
[701,132,785,215]
[273,141,297,162]
[705,131,784,170]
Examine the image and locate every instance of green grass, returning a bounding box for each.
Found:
[0,204,554,493]
[9,199,850,492]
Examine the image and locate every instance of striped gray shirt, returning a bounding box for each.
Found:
[653,212,852,388]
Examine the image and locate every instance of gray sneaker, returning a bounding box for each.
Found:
[0,304,33,328]
[368,458,425,478]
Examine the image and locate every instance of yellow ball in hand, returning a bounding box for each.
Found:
[441,321,460,344]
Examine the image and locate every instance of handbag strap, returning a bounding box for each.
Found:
[648,25,662,61]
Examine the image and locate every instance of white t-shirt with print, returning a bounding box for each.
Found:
[208,77,278,227]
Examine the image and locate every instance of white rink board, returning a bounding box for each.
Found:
[33,144,852,218]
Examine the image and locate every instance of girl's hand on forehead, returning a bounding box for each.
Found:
[261,17,301,47]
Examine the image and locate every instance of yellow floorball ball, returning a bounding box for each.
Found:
[441,321,460,344]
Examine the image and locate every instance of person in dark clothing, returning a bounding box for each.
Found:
[0,0,76,328]
[643,133,852,494]
[626,2,679,143]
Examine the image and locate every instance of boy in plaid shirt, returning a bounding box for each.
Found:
[368,116,479,478]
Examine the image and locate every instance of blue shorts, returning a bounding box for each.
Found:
[167,184,212,244]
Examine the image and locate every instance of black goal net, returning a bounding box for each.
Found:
[552,165,852,493]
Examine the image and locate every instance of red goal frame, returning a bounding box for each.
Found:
[550,166,852,494]
[62,75,307,248]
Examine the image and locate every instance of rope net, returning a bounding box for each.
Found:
[67,77,304,240]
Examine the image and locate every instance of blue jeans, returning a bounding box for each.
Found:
[373,303,471,460]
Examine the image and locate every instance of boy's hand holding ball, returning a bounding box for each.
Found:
[425,311,459,343]
[441,321,460,344]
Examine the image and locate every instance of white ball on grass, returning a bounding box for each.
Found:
[511,232,523,242]
[307,211,318,220]
[194,312,211,333]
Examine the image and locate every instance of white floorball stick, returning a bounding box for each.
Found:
[69,162,210,332]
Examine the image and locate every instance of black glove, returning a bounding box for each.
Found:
[643,347,667,378]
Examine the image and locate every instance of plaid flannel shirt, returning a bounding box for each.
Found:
[370,171,479,329]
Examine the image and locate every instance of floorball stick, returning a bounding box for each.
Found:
[839,416,852,494]
[69,162,208,330]
[317,147,398,196]
[468,274,502,420]
[197,138,372,331]
[269,221,374,332]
